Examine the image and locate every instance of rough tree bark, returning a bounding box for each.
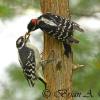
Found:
[40,0,73,100]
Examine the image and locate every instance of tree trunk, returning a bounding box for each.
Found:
[40,0,73,100]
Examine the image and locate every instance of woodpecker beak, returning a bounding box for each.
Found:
[27,24,36,32]
[27,19,39,32]
[24,32,30,43]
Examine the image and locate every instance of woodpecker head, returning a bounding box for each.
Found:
[27,19,39,33]
[16,36,26,49]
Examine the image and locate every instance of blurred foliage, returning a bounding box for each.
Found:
[1,0,100,18]
[0,0,40,18]
[70,0,100,11]
[70,0,100,19]
[0,63,45,100]
[73,33,93,63]
[7,64,27,87]
[72,33,100,100]
[0,5,14,18]
[2,0,40,9]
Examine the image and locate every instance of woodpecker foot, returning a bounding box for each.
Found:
[38,77,47,89]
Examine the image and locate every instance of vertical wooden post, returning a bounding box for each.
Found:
[40,0,73,100]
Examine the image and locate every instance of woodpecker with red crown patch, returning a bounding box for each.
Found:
[27,12,84,57]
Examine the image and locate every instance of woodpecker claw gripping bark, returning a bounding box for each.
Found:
[16,33,46,87]
[27,12,84,57]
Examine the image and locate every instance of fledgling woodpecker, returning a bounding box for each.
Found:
[27,12,84,56]
[16,34,46,87]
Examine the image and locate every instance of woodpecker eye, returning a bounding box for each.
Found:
[16,36,25,48]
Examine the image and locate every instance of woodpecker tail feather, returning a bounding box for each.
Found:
[38,77,47,89]
[26,79,35,87]
[64,36,79,57]
[72,22,84,32]
[63,42,72,57]
[30,80,35,87]
[67,36,79,44]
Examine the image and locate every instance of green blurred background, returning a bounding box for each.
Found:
[0,0,100,100]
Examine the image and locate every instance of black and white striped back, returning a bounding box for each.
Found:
[38,12,83,43]
[38,13,73,42]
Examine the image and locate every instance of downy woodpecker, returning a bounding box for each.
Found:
[16,33,46,87]
[27,12,84,56]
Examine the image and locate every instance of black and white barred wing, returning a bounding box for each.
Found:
[38,12,84,32]
[38,12,84,44]
[19,49,36,87]
[38,12,72,41]
[25,50,37,86]
[27,43,46,87]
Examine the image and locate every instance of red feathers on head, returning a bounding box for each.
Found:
[31,19,39,25]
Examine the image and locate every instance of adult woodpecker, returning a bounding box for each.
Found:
[16,33,46,87]
[27,12,84,56]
